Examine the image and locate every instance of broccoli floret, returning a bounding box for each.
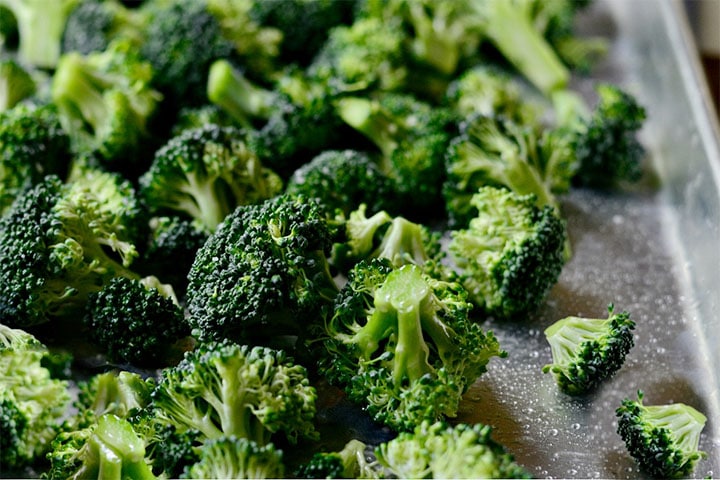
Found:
[616,390,708,479]
[448,186,567,319]
[285,149,396,217]
[139,123,283,233]
[330,203,444,275]
[61,0,146,56]
[0,103,71,216]
[375,420,531,479]
[442,113,568,229]
[51,38,162,168]
[294,439,379,479]
[542,304,635,395]
[0,170,147,328]
[46,413,158,480]
[550,83,647,188]
[0,0,79,69]
[0,323,71,469]
[171,104,238,136]
[337,92,458,216]
[185,194,339,346]
[180,435,285,479]
[0,4,18,49]
[0,57,35,111]
[151,340,318,446]
[321,260,505,431]
[84,276,189,367]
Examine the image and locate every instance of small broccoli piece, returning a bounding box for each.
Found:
[139,123,283,233]
[321,260,505,431]
[180,435,285,479]
[542,304,635,395]
[0,58,35,111]
[375,420,531,479]
[448,186,567,319]
[308,16,408,94]
[0,103,71,216]
[46,413,158,480]
[0,0,79,69]
[0,170,147,327]
[294,439,379,479]
[186,194,339,346]
[51,38,161,167]
[337,92,458,216]
[285,149,396,217]
[84,276,189,367]
[0,323,71,469]
[330,203,444,275]
[616,390,708,479]
[171,104,238,136]
[550,83,647,188]
[61,0,146,55]
[151,341,318,446]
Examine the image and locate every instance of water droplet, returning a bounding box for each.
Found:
[548,428,559,436]
[571,423,581,430]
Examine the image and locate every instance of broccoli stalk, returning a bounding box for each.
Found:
[542,304,636,395]
[0,0,79,69]
[616,390,708,478]
[0,58,35,111]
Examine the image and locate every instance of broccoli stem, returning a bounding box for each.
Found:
[207,59,277,127]
[643,403,707,453]
[336,97,399,158]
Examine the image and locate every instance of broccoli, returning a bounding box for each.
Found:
[0,170,148,328]
[61,0,146,55]
[0,102,72,216]
[321,260,506,432]
[616,390,708,479]
[0,57,35,111]
[139,123,283,233]
[46,413,158,480]
[336,92,458,216]
[285,149,396,217]
[550,83,647,188]
[542,304,635,395]
[448,186,567,319]
[180,435,285,480]
[150,340,318,446]
[375,420,531,479]
[0,0,79,69]
[185,194,339,347]
[330,203,444,275]
[0,323,71,469]
[51,38,162,168]
[171,104,238,136]
[83,275,189,367]
[0,4,18,49]
[294,439,379,479]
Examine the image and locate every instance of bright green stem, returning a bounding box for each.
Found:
[644,403,707,452]
[207,59,276,127]
[373,217,431,268]
[336,97,399,158]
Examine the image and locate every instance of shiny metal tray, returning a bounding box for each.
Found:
[453,0,720,477]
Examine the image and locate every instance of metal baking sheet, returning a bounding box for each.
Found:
[452,0,720,477]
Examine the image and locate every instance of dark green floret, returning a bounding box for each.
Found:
[180,435,285,480]
[542,304,635,395]
[448,186,567,319]
[294,439,378,479]
[616,390,707,479]
[321,260,505,432]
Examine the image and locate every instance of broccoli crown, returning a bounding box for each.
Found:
[139,0,233,107]
[294,439,377,479]
[51,37,161,165]
[616,391,708,479]
[542,304,635,395]
[337,92,457,214]
[309,16,408,93]
[151,341,318,446]
[180,435,285,480]
[61,0,145,55]
[84,276,188,367]
[0,58,36,111]
[171,104,238,137]
[322,260,506,431]
[139,123,283,232]
[0,325,71,469]
[185,193,339,345]
[375,420,532,479]
[0,171,143,327]
[285,149,395,217]
[46,413,157,480]
[73,370,154,428]
[449,186,567,319]
[0,103,71,215]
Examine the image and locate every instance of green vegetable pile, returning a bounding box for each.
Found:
[0,0,708,478]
